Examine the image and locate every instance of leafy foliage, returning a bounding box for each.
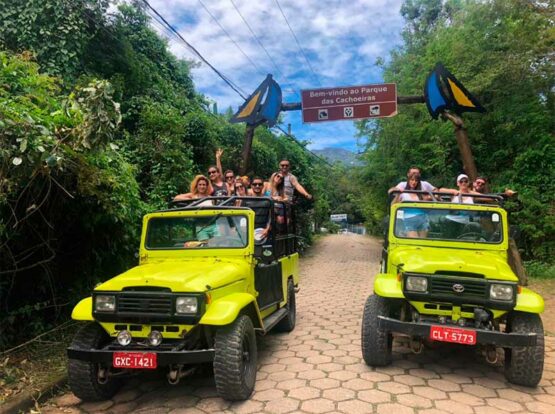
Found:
[0,1,338,348]
[356,0,554,262]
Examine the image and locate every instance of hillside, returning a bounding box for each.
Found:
[313,147,361,166]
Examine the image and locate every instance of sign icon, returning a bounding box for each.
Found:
[301,83,397,123]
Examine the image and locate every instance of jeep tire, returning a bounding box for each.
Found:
[361,295,393,366]
[275,279,296,332]
[504,312,544,387]
[68,323,122,401]
[214,315,257,400]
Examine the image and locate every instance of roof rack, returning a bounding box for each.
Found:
[388,190,504,207]
[167,196,283,211]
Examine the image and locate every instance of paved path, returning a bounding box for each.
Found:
[45,234,555,414]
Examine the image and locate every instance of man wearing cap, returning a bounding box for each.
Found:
[440,174,481,203]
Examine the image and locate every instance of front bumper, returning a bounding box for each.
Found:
[378,316,537,347]
[67,346,215,366]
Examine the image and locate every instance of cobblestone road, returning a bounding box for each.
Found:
[46,234,555,414]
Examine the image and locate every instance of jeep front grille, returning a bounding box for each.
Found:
[117,294,173,314]
[430,277,487,298]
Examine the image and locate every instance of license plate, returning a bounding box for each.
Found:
[113,352,157,369]
[430,325,477,345]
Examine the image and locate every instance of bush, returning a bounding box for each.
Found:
[525,261,555,280]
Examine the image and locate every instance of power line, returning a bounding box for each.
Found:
[197,0,266,77]
[90,0,323,164]
[139,0,248,100]
[273,0,321,87]
[228,0,285,81]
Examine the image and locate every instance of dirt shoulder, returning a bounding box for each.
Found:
[528,278,555,335]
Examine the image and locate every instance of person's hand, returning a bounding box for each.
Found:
[216,148,223,159]
[504,188,517,197]
[305,193,313,200]
[261,228,270,238]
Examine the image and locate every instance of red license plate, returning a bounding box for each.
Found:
[113,352,157,369]
[430,325,477,345]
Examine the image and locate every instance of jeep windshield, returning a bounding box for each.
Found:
[394,207,503,243]
[146,215,248,249]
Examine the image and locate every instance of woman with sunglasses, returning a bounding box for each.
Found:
[440,174,481,204]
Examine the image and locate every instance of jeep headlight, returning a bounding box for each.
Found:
[176,297,198,314]
[490,284,514,301]
[405,276,428,292]
[95,295,116,312]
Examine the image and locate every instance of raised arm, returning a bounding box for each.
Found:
[290,175,312,199]
[215,148,224,176]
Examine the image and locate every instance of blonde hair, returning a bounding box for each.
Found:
[190,175,213,196]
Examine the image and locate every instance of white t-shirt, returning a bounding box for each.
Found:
[452,195,474,204]
[396,180,435,192]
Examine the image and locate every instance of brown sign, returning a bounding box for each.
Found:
[301,83,397,123]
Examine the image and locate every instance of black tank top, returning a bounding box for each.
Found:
[212,182,228,196]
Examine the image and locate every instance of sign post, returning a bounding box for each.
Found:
[301,83,397,123]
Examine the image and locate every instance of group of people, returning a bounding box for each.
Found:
[173,150,313,203]
[389,166,516,238]
[389,166,515,204]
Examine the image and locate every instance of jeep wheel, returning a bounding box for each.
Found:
[213,315,257,400]
[275,279,296,332]
[68,323,122,401]
[504,312,544,387]
[361,295,393,366]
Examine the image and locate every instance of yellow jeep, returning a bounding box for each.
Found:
[362,191,545,387]
[67,196,299,401]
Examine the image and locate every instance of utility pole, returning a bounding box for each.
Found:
[239,125,255,175]
[441,112,478,181]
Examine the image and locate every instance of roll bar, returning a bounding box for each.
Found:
[388,190,504,206]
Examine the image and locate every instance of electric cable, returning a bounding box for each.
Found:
[140,0,248,99]
[273,0,321,86]
[197,0,266,77]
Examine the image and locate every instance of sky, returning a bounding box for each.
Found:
[142,0,406,152]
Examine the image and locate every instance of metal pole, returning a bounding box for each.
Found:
[239,125,255,175]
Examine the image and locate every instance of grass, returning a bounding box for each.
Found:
[525,260,555,279]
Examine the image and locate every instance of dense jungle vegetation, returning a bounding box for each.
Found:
[0,0,553,349]
[0,0,344,349]
[355,0,554,270]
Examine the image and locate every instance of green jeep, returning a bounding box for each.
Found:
[361,191,545,387]
[67,196,299,401]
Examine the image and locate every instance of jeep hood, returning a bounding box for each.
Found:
[389,246,518,281]
[95,259,249,292]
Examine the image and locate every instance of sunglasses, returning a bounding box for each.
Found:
[252,183,263,187]
[475,181,486,186]
[208,170,218,175]
[280,164,290,167]
[235,184,243,188]
[225,175,234,180]
[459,179,469,183]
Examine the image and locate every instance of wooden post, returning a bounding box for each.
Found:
[441,112,478,181]
[239,125,255,175]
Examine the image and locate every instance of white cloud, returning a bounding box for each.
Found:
[143,0,405,149]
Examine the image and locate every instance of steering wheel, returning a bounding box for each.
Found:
[456,232,483,241]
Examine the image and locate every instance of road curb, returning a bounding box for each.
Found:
[0,375,67,414]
